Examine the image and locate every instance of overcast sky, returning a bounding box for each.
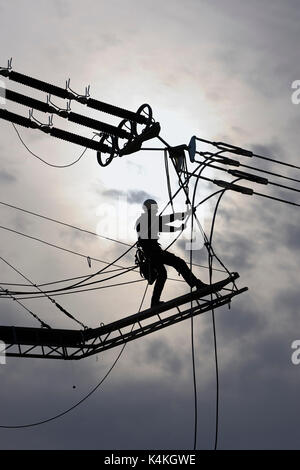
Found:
[1,0,300,450]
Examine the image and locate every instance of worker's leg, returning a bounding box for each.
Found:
[160,250,203,287]
[151,262,167,307]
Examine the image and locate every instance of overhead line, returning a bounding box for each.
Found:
[1,86,130,139]
[0,256,88,329]
[0,285,51,328]
[236,161,300,185]
[194,136,300,171]
[0,267,130,288]
[253,191,300,207]
[252,151,300,171]
[191,159,300,195]
[0,278,146,300]
[0,201,222,273]
[0,224,131,268]
[0,199,130,247]
[185,172,300,208]
[0,68,148,124]
[13,123,91,168]
[2,266,138,296]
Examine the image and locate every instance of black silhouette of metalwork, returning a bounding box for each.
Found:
[0,59,161,165]
[0,273,246,360]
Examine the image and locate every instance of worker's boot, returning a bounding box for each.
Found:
[151,299,165,308]
[193,279,209,290]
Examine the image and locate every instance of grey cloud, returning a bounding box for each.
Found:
[52,0,72,19]
[211,298,266,342]
[250,141,286,159]
[102,189,156,205]
[285,223,300,249]
[213,235,255,272]
[11,214,33,232]
[274,288,300,320]
[0,170,16,184]
[138,338,184,375]
[127,190,155,205]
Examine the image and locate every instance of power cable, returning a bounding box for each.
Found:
[12,123,94,168]
[0,285,51,329]
[206,177,243,450]
[193,157,300,195]
[1,279,146,300]
[159,136,236,451]
[158,137,213,451]
[0,256,87,329]
[2,265,138,297]
[0,224,133,269]
[186,172,300,208]
[0,200,130,247]
[0,280,149,429]
[0,200,220,273]
[0,279,146,301]
[164,148,174,213]
[252,149,300,171]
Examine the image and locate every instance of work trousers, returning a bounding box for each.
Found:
[139,240,198,304]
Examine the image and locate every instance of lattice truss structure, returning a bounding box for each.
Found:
[0,274,246,360]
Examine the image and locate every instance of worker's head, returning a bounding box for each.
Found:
[143,199,158,214]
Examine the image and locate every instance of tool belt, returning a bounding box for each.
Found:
[135,243,158,285]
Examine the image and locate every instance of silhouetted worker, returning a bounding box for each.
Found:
[135,199,207,307]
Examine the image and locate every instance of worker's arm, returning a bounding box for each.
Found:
[160,207,195,223]
[159,214,185,233]
[161,212,185,223]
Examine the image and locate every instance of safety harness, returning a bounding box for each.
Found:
[135,245,158,285]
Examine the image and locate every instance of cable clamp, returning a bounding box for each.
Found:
[66,78,90,103]
[29,109,53,131]
[47,94,71,117]
[0,57,12,76]
[204,241,212,253]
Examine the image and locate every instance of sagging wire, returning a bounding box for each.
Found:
[159,136,217,451]
[12,123,95,168]
[0,223,136,272]
[1,265,138,297]
[0,285,51,329]
[0,200,130,247]
[187,156,225,451]
[206,179,244,450]
[0,199,223,276]
[0,279,146,301]
[0,256,88,329]
[0,266,134,288]
[159,134,237,451]
[0,279,149,430]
